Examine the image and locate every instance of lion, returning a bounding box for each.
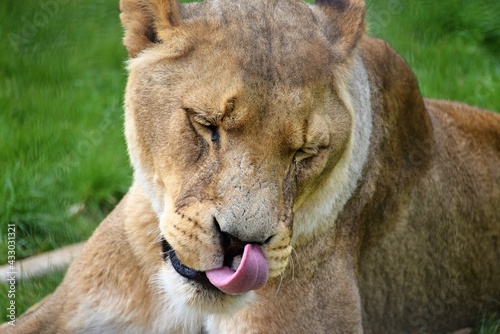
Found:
[3,0,499,333]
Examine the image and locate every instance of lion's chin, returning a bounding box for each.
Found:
[161,237,218,291]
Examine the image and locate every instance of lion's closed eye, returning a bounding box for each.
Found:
[294,145,320,162]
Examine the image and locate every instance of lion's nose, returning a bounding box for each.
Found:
[214,218,274,267]
[214,217,274,245]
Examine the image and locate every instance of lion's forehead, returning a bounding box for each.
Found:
[129,0,337,123]
[178,0,333,86]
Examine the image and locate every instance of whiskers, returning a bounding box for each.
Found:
[274,272,285,297]
[147,227,163,249]
[274,246,300,297]
[147,227,176,261]
[148,226,163,241]
[290,246,301,276]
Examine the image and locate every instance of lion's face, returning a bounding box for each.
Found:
[122,0,361,311]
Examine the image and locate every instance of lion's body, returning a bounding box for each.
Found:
[3,0,499,333]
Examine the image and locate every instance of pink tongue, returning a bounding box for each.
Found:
[206,244,269,295]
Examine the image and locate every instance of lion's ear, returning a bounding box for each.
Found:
[314,0,365,59]
[120,0,182,58]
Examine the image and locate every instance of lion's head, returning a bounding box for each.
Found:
[121,0,369,314]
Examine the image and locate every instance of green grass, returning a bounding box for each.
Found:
[365,0,500,111]
[0,0,131,262]
[476,314,500,334]
[0,0,498,329]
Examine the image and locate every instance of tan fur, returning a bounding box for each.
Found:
[3,0,499,333]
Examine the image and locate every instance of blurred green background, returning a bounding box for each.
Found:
[0,0,498,330]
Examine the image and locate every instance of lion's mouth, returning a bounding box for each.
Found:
[161,237,217,291]
[160,236,269,295]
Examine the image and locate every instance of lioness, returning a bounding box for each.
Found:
[4,0,499,333]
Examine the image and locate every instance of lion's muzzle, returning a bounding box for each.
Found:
[161,226,271,295]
